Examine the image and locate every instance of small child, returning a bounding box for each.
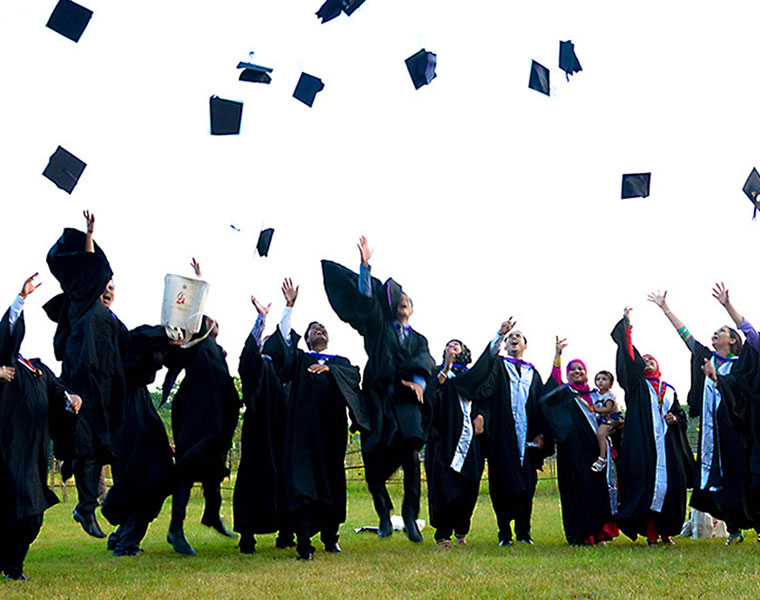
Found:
[591,370,623,472]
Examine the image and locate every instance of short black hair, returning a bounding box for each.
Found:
[304,321,323,349]
[595,370,615,386]
[726,326,743,356]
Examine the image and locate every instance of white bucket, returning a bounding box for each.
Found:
[161,274,210,342]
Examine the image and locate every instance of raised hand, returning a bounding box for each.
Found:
[282,278,299,307]
[499,317,516,336]
[357,236,373,266]
[623,307,632,324]
[190,257,202,278]
[555,336,568,356]
[83,210,95,234]
[647,290,668,309]
[251,295,271,316]
[401,379,424,404]
[712,282,729,306]
[19,273,41,299]
[444,345,457,369]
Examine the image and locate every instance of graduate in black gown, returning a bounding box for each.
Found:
[43,212,128,540]
[263,278,366,560]
[540,338,619,545]
[649,289,760,544]
[322,237,435,542]
[101,325,176,556]
[234,294,288,554]
[0,274,82,580]
[424,339,485,547]
[611,308,694,545]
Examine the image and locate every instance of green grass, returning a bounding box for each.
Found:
[6,480,760,599]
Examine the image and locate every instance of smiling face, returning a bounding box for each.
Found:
[395,293,414,321]
[567,360,587,385]
[99,280,115,308]
[506,331,527,358]
[643,355,658,374]
[306,322,329,351]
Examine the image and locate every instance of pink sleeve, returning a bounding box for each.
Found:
[551,364,563,385]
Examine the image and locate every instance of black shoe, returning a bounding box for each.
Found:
[378,515,393,539]
[3,572,29,581]
[239,535,256,555]
[325,543,341,553]
[516,536,534,545]
[107,527,122,551]
[73,509,106,539]
[112,548,139,557]
[402,510,423,543]
[499,539,513,548]
[201,515,236,538]
[296,552,314,561]
[167,528,196,556]
[275,538,296,549]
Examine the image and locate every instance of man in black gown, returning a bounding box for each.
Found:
[0,274,82,580]
[322,237,435,542]
[44,212,128,539]
[263,278,366,560]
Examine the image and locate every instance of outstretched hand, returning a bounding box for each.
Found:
[357,236,373,266]
[647,290,668,309]
[19,273,41,299]
[282,278,299,307]
[701,358,718,382]
[712,282,730,306]
[401,379,424,404]
[623,307,632,324]
[83,210,95,234]
[555,336,568,356]
[499,317,516,336]
[190,257,202,278]
[251,295,271,316]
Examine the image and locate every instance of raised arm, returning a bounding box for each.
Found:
[357,236,373,298]
[648,290,695,351]
[490,317,515,355]
[83,211,95,253]
[190,257,202,278]
[712,282,743,327]
[249,294,270,348]
[278,278,299,344]
[551,336,567,384]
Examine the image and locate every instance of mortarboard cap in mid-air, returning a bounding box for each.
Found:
[621,173,651,199]
[237,53,273,84]
[742,167,760,218]
[46,0,93,43]
[316,0,368,23]
[210,96,243,135]
[559,40,582,81]
[529,60,550,96]
[405,49,437,90]
[293,73,324,107]
[256,228,274,257]
[42,146,86,194]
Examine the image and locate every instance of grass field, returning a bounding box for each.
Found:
[5,479,760,599]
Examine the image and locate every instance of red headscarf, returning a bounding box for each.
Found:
[643,354,667,402]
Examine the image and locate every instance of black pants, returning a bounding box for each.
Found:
[0,514,43,578]
[364,442,421,523]
[74,457,102,514]
[433,484,480,542]
[108,513,150,553]
[291,505,340,556]
[494,490,535,542]
[170,476,222,529]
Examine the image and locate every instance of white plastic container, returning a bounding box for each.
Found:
[161,274,209,342]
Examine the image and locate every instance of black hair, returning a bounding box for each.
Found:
[726,326,743,356]
[443,339,472,367]
[595,370,615,386]
[304,321,323,350]
[508,330,527,346]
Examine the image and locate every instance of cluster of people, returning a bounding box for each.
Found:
[4,218,760,582]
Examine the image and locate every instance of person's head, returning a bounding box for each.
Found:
[505,330,528,358]
[204,315,219,340]
[442,339,472,366]
[594,370,614,393]
[395,292,414,323]
[642,354,660,376]
[99,279,115,308]
[566,359,587,385]
[305,321,329,351]
[711,325,743,356]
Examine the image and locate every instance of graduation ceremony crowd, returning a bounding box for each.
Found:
[5,214,760,583]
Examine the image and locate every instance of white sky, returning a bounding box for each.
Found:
[2,1,760,400]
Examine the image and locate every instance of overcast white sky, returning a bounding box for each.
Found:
[2,0,760,399]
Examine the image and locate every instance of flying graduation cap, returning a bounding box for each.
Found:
[405,49,437,90]
[742,168,760,218]
[46,0,93,43]
[42,146,86,194]
[237,53,273,84]
[210,96,243,135]
[293,73,325,107]
[256,228,274,257]
[316,0,368,23]
[559,40,582,81]
[621,173,651,199]
[528,60,550,96]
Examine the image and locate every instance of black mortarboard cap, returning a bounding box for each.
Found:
[46,0,93,43]
[621,173,651,199]
[293,73,324,107]
[405,49,437,90]
[256,228,274,257]
[42,146,86,194]
[742,168,760,218]
[559,40,582,81]
[316,0,368,23]
[237,57,273,84]
[210,96,243,135]
[529,60,550,96]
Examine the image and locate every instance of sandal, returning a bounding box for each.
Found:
[725,532,744,546]
[437,539,452,548]
[591,457,607,472]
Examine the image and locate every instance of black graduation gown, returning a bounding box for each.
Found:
[101,325,175,526]
[686,339,756,528]
[470,346,550,511]
[611,319,694,540]
[0,310,73,526]
[163,335,241,483]
[321,260,435,454]
[540,377,615,545]
[264,329,363,526]
[424,366,485,531]
[44,228,128,464]
[233,333,286,535]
